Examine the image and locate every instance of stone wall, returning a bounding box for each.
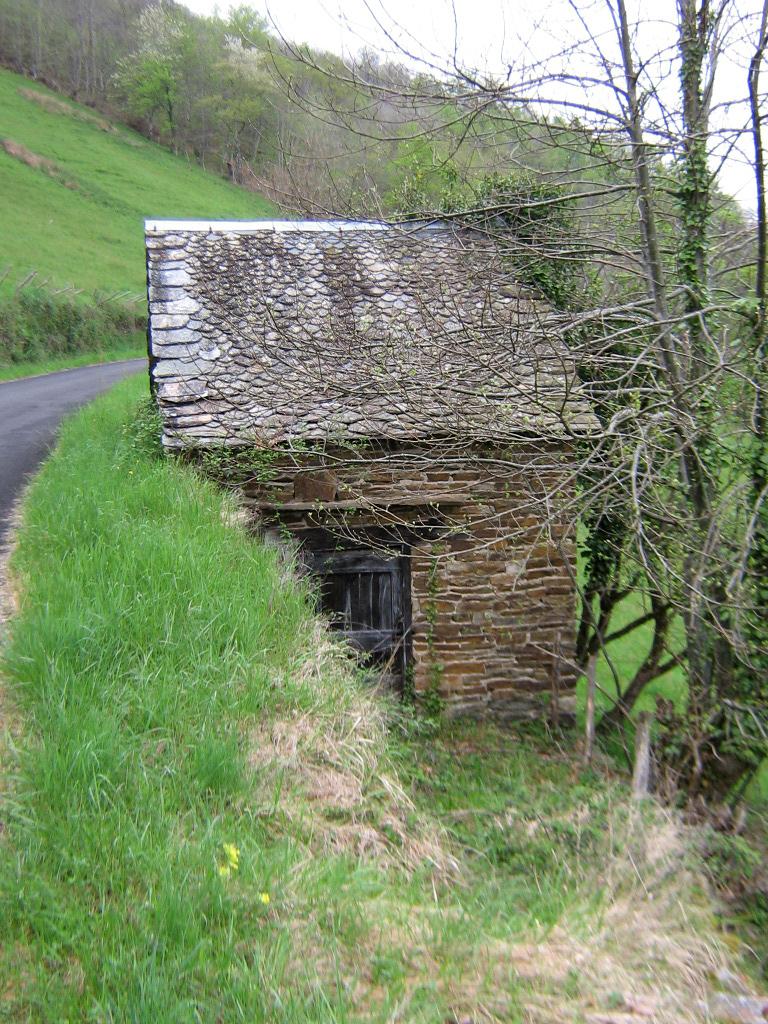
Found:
[234,441,577,718]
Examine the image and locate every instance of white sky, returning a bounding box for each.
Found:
[180,0,765,207]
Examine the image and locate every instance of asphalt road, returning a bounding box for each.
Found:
[0,358,148,543]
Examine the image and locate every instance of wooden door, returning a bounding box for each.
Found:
[306,548,410,688]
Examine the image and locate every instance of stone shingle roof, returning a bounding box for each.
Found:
[146,220,596,448]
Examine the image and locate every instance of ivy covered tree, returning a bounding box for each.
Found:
[277,0,768,805]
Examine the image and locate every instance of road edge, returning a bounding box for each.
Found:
[0,355,146,387]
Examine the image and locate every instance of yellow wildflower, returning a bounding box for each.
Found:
[222,843,240,871]
[217,864,231,878]
[259,892,270,905]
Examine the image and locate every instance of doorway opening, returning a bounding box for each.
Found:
[302,536,411,691]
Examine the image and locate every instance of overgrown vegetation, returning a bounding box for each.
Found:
[272,1,768,804]
[1,378,761,1019]
[391,167,596,311]
[0,283,144,368]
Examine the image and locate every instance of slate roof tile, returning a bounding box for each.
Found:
[145,220,597,448]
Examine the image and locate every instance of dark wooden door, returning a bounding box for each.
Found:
[306,548,410,687]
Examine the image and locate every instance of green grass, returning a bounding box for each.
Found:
[0,379,745,1020]
[0,68,277,296]
[0,341,145,381]
[573,586,768,805]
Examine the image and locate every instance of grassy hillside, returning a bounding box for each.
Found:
[0,67,277,297]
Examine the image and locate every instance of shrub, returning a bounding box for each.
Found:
[0,286,145,365]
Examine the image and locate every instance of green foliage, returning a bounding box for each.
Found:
[123,397,164,461]
[701,829,763,888]
[675,141,711,303]
[227,5,270,49]
[113,6,196,142]
[391,159,595,311]
[198,442,282,485]
[0,286,144,366]
[117,51,179,137]
[0,380,753,1016]
[577,503,627,599]
[676,5,711,312]
[699,822,768,980]
[461,172,596,311]
[421,679,445,720]
[111,3,282,171]
[401,662,417,705]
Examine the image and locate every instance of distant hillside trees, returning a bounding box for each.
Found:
[0,0,530,202]
[113,4,281,176]
[0,0,148,100]
[0,0,284,178]
[113,4,185,146]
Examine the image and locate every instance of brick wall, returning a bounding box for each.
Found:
[234,441,577,718]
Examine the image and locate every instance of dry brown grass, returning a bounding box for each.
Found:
[0,499,22,629]
[17,87,113,131]
[1,139,78,190]
[498,809,731,1024]
[0,679,21,812]
[1,138,58,174]
[211,493,762,1022]
[275,800,753,1024]
[223,513,753,1020]
[246,624,460,877]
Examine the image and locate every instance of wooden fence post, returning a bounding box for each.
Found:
[632,711,654,798]
[584,653,597,765]
[550,634,561,728]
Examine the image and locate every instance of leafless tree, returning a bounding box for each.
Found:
[254,0,768,802]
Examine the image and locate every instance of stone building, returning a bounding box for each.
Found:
[145,219,596,717]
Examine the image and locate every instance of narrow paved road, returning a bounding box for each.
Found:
[0,359,147,544]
